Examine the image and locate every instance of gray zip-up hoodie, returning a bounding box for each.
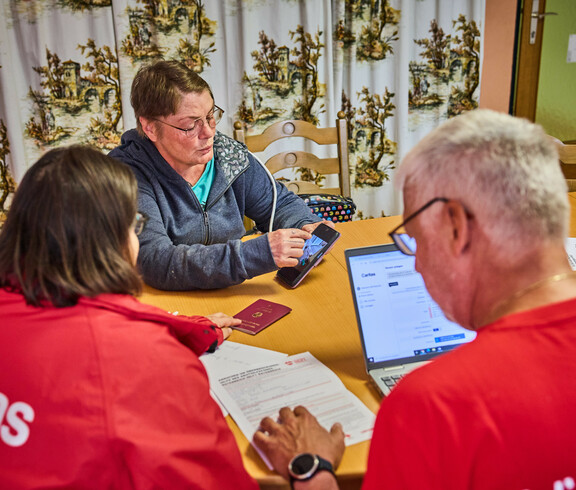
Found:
[109,129,320,290]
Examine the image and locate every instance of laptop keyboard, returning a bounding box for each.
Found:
[381,374,404,389]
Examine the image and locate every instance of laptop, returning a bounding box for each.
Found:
[345,242,477,396]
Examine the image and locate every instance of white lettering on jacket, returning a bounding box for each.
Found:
[0,392,35,447]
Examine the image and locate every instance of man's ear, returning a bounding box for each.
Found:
[445,200,471,256]
[140,117,158,142]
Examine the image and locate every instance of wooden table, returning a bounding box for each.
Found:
[138,215,401,489]
[138,198,576,489]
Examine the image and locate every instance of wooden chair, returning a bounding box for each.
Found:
[233,112,351,197]
[550,137,576,191]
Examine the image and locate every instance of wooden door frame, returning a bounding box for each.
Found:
[513,0,547,121]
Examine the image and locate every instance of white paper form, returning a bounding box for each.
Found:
[565,237,576,270]
[210,351,375,468]
[200,342,288,416]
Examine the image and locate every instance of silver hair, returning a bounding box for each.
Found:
[396,109,569,250]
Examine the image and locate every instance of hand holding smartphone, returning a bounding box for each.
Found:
[275,223,341,288]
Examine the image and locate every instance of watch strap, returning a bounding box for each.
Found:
[288,453,335,484]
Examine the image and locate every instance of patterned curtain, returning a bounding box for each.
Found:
[0,0,484,223]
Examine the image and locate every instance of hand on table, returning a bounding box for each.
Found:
[268,228,311,268]
[205,312,241,340]
[253,406,345,481]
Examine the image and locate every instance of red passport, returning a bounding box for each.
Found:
[232,299,292,335]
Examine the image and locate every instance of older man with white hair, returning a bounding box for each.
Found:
[254,109,576,489]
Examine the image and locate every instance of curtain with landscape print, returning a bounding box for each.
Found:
[0,0,484,223]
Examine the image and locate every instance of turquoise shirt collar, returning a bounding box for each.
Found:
[192,157,215,208]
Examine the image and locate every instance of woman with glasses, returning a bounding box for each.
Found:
[110,60,328,291]
[0,146,257,489]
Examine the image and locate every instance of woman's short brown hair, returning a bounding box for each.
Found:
[131,59,214,136]
[0,145,142,307]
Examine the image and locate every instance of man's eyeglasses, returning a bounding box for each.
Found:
[388,197,449,256]
[151,105,224,138]
[134,212,149,236]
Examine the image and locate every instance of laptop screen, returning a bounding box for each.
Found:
[345,243,477,369]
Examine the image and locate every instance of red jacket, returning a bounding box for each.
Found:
[363,298,576,489]
[0,289,257,489]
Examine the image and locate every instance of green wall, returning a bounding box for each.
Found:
[535,0,576,142]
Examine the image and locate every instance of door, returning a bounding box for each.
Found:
[513,0,576,142]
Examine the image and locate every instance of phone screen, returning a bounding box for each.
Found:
[276,224,340,288]
[295,234,327,271]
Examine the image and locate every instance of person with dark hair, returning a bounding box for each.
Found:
[109,59,332,291]
[0,145,257,489]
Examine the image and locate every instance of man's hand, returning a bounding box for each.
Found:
[253,406,345,481]
[302,220,335,234]
[268,229,311,268]
[205,312,241,340]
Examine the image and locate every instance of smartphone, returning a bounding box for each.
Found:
[275,223,341,288]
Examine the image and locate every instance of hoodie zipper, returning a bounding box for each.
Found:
[186,183,211,245]
[190,161,250,246]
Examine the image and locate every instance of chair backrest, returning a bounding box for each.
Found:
[555,140,576,179]
[549,136,576,192]
[233,112,351,197]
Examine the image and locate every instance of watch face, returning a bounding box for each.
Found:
[290,453,316,476]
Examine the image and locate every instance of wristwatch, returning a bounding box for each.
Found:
[288,453,334,484]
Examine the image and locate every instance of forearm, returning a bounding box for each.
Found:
[138,234,276,290]
[293,472,339,490]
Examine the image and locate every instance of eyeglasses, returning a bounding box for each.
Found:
[134,212,149,236]
[388,197,449,256]
[151,105,224,138]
